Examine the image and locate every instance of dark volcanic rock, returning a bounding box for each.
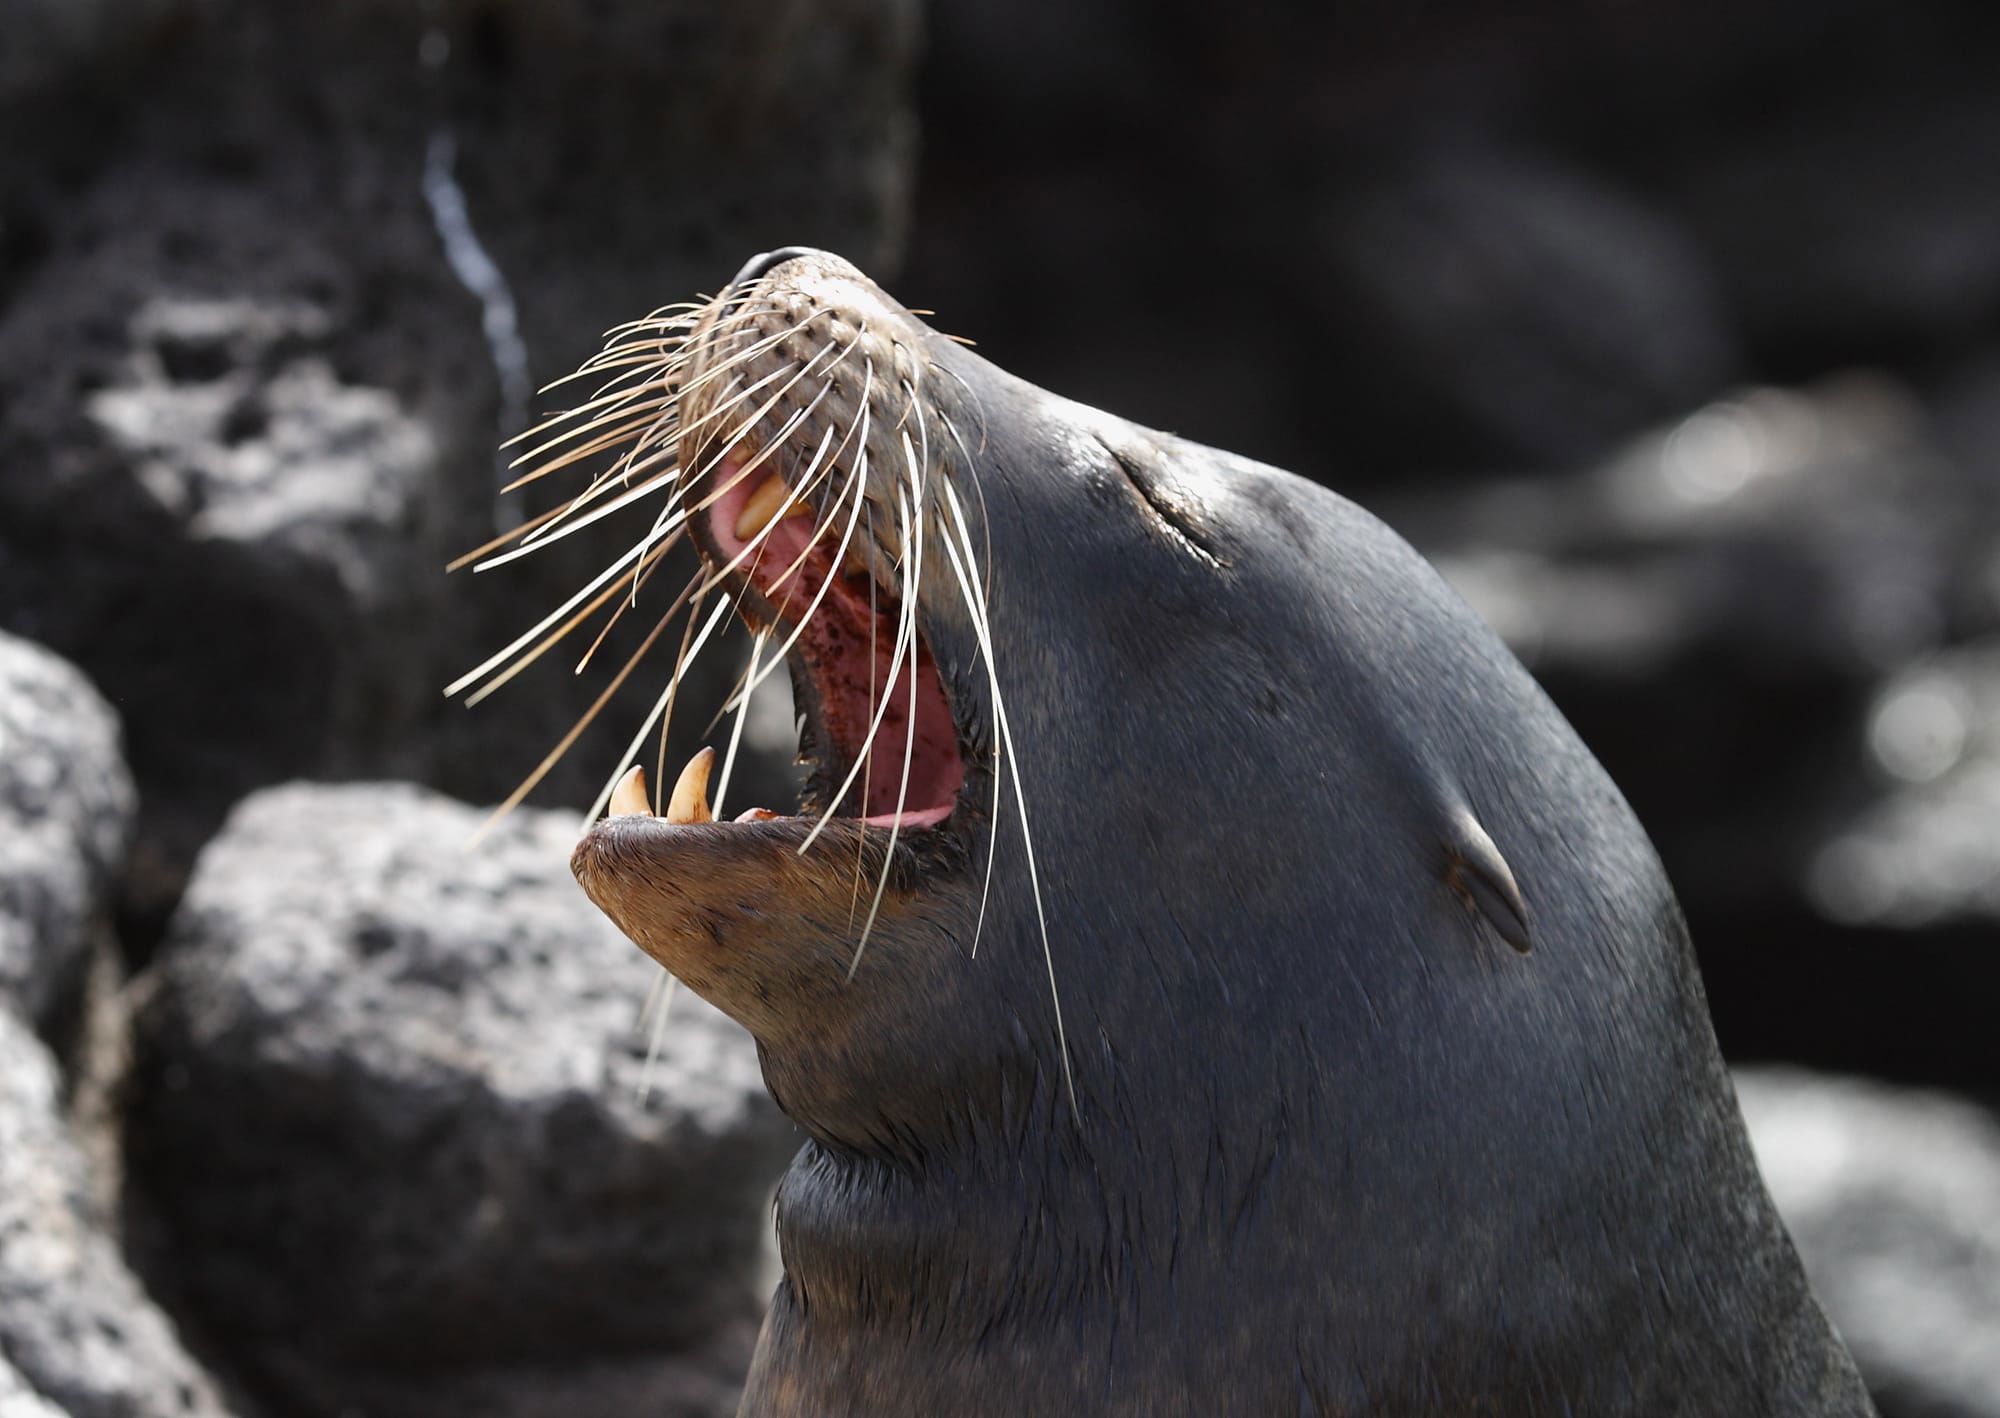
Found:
[0,0,919,929]
[1312,145,1740,471]
[0,632,134,1036]
[1740,1069,2000,1418]
[1808,642,2000,931]
[1684,93,2000,369]
[129,783,795,1414]
[1394,375,1967,918]
[1385,376,2000,1084]
[0,1010,232,1418]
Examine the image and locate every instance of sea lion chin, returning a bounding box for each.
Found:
[497,248,1876,1413]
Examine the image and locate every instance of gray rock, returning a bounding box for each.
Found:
[1740,1069,2000,1418]
[0,0,919,924]
[1395,374,1968,918]
[1685,93,2000,362]
[0,1359,67,1418]
[1314,144,1740,469]
[0,632,135,1033]
[257,1335,760,1418]
[1808,642,2000,930]
[0,0,187,106]
[129,783,796,1413]
[0,1009,231,1418]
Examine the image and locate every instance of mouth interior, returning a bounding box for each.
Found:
[709,461,964,828]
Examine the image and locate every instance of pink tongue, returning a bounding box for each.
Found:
[864,803,954,828]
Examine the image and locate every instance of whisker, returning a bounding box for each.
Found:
[634,970,679,1103]
[577,594,734,829]
[723,420,873,710]
[849,499,880,928]
[468,546,686,709]
[473,465,682,571]
[446,498,573,573]
[936,493,1006,953]
[474,585,692,841]
[711,627,769,820]
[798,488,915,857]
[447,534,661,699]
[848,459,926,975]
[940,479,1075,1116]
[654,585,714,812]
[574,538,688,676]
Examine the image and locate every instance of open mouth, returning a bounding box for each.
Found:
[609,448,967,834]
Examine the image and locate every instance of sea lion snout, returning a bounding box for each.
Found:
[728,245,825,289]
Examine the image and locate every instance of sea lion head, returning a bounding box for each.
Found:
[560,246,1536,1149]
[484,248,1866,1410]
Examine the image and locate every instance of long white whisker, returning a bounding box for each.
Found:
[798,470,913,857]
[635,971,679,1103]
[653,585,714,809]
[848,479,923,976]
[447,535,658,699]
[936,487,1006,957]
[476,466,683,571]
[577,595,734,829]
[941,479,1075,1116]
[711,626,768,821]
[725,455,867,707]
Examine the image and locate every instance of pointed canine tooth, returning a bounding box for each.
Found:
[609,765,651,818]
[734,807,780,823]
[666,746,716,825]
[733,474,801,541]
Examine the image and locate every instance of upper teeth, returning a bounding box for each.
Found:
[734,474,807,541]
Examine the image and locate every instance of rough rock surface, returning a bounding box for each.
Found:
[129,783,796,1415]
[0,632,135,1035]
[1810,643,2000,931]
[0,1009,232,1418]
[1741,1069,2000,1418]
[0,1360,66,1418]
[1400,375,1966,908]
[1385,377,2000,1083]
[1309,144,1740,471]
[0,0,920,928]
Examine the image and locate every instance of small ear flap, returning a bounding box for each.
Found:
[1445,810,1532,955]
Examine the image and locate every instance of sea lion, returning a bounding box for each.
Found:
[477,248,1875,1413]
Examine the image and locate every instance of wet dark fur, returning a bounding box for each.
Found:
[571,252,1876,1416]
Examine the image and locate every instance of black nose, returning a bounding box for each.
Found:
[729,246,820,289]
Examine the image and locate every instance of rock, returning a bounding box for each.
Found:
[0,632,135,1036]
[0,1009,232,1418]
[0,1359,67,1418]
[0,0,186,107]
[129,783,796,1414]
[1684,92,2000,367]
[0,0,920,930]
[1309,144,1740,470]
[1396,375,1968,910]
[1385,376,2000,1083]
[1739,1068,2000,1418]
[1809,642,2000,931]
[258,1341,759,1418]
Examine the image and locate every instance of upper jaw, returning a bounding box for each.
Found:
[592,440,979,841]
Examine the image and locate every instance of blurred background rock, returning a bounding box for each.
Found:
[0,0,1995,1413]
